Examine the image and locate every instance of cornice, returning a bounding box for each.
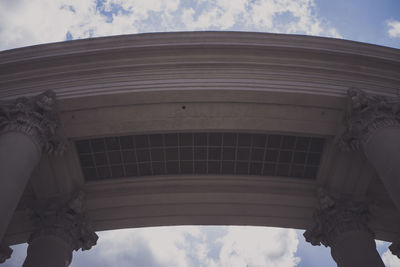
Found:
[0,32,399,101]
[1,32,399,63]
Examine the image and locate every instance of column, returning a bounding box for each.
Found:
[337,88,400,211]
[337,89,400,258]
[23,192,98,267]
[0,91,64,245]
[304,188,384,267]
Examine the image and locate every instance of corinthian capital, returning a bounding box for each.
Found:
[304,188,373,247]
[28,191,98,252]
[336,88,400,150]
[0,90,65,154]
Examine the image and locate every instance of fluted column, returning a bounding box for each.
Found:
[0,91,64,245]
[23,192,98,267]
[304,189,384,267]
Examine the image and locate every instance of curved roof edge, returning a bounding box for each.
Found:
[1,31,399,101]
[1,31,399,63]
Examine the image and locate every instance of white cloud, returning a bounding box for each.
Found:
[180,0,249,30]
[90,226,195,267]
[179,0,341,37]
[387,20,400,38]
[218,226,300,267]
[0,0,180,50]
[0,0,104,50]
[382,249,400,267]
[376,240,386,247]
[0,0,341,51]
[70,226,300,267]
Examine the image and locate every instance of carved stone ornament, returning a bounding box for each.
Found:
[389,241,400,259]
[0,243,12,263]
[303,188,373,247]
[336,88,400,150]
[0,90,65,154]
[28,191,98,253]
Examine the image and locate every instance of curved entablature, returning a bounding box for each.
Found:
[0,32,399,101]
[1,32,400,249]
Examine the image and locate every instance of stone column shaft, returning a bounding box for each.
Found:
[23,235,72,267]
[0,132,41,241]
[363,126,400,211]
[330,231,384,267]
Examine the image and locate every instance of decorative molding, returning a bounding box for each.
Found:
[303,188,373,247]
[28,191,98,252]
[0,90,65,154]
[336,88,400,150]
[0,243,12,263]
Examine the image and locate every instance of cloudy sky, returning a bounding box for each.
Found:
[3,226,400,267]
[1,0,400,266]
[0,0,399,51]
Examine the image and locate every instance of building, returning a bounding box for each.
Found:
[0,32,400,266]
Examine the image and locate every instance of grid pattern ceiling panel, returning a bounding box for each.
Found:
[75,133,325,181]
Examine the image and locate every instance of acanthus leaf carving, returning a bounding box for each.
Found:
[336,88,400,150]
[0,90,66,155]
[28,191,98,252]
[304,188,373,247]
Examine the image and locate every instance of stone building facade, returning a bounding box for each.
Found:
[0,32,400,266]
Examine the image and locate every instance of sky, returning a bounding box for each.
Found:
[1,0,400,266]
[3,226,400,267]
[0,0,399,51]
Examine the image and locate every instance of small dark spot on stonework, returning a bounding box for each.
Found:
[181,105,186,110]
